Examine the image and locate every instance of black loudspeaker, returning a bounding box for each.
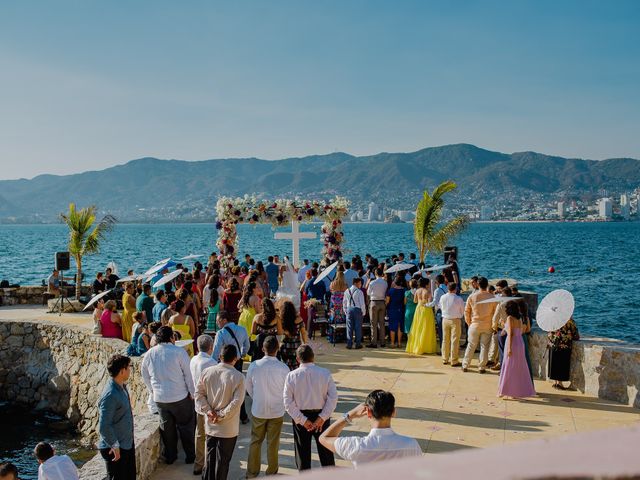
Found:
[55,252,70,271]
[444,246,458,263]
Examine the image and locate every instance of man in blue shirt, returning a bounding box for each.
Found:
[212,311,251,423]
[98,354,135,480]
[265,256,280,295]
[305,269,327,302]
[152,290,168,323]
[136,284,155,323]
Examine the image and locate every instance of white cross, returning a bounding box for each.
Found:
[274,221,316,268]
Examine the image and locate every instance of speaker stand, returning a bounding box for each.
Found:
[49,272,76,316]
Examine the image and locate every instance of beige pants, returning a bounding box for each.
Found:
[462,324,492,369]
[369,301,386,346]
[246,416,284,478]
[195,413,206,471]
[441,318,461,363]
[488,331,500,363]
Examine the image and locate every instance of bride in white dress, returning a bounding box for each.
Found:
[275,257,301,310]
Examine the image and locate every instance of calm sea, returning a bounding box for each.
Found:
[0,222,638,342]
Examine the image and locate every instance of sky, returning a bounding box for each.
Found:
[0,0,639,180]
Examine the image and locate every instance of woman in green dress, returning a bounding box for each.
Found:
[404,278,418,334]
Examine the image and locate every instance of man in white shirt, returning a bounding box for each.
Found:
[245,336,290,478]
[366,267,388,348]
[190,334,217,476]
[438,282,465,366]
[141,326,195,465]
[284,345,338,471]
[342,277,365,349]
[195,344,246,480]
[34,442,79,480]
[319,390,422,468]
[297,259,311,284]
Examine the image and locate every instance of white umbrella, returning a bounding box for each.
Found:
[536,289,575,332]
[144,259,175,277]
[477,296,521,305]
[179,254,204,261]
[314,261,339,285]
[106,261,119,275]
[420,264,451,272]
[83,289,113,311]
[385,263,415,274]
[116,274,146,283]
[153,269,183,288]
[175,339,194,348]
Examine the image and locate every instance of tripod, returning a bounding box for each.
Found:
[49,271,76,316]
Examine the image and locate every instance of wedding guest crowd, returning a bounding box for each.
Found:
[78,249,580,479]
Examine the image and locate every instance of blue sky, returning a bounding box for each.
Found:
[1,0,639,179]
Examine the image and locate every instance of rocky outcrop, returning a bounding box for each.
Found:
[0,320,149,437]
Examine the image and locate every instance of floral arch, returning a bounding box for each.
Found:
[215,196,349,267]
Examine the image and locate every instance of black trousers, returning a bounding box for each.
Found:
[292,410,335,471]
[203,435,237,480]
[100,446,136,480]
[234,359,248,422]
[156,395,196,463]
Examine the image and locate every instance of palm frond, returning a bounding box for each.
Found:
[413,181,465,262]
[430,215,470,253]
[84,214,116,254]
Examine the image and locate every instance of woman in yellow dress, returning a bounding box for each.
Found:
[121,282,136,343]
[169,299,196,357]
[406,277,438,355]
[238,282,262,339]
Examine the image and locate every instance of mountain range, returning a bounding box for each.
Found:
[1,144,638,222]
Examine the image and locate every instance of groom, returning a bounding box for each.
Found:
[265,256,279,296]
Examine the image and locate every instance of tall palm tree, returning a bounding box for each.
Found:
[60,204,116,300]
[414,181,469,264]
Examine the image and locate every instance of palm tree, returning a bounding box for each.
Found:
[414,181,469,264]
[60,204,116,300]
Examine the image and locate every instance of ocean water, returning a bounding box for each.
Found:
[0,222,638,342]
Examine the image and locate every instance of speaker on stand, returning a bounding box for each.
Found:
[50,252,75,315]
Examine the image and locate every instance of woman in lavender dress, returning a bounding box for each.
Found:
[498,301,536,399]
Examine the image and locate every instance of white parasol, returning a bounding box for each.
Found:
[536,289,574,332]
[83,289,113,311]
[477,296,521,305]
[106,261,119,276]
[175,339,194,348]
[420,264,451,272]
[117,274,146,283]
[314,261,339,285]
[152,269,183,288]
[144,259,175,277]
[385,263,415,274]
[179,254,204,261]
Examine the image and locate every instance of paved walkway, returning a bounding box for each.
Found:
[1,306,638,478]
[152,339,640,479]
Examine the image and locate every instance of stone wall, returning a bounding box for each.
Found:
[0,318,162,479]
[527,329,640,408]
[0,320,149,436]
[78,413,160,480]
[0,285,91,306]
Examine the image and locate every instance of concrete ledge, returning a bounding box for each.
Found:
[0,285,91,306]
[528,330,640,408]
[79,413,161,480]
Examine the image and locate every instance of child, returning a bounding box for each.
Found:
[34,442,79,480]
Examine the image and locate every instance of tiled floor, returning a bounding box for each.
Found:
[1,306,637,479]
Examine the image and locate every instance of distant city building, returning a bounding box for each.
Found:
[598,198,612,219]
[620,193,629,206]
[396,210,415,222]
[557,201,566,218]
[350,213,359,222]
[368,202,380,222]
[480,206,494,221]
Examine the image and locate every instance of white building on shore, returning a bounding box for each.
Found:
[620,194,630,219]
[558,201,566,218]
[598,198,612,219]
[368,202,380,222]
